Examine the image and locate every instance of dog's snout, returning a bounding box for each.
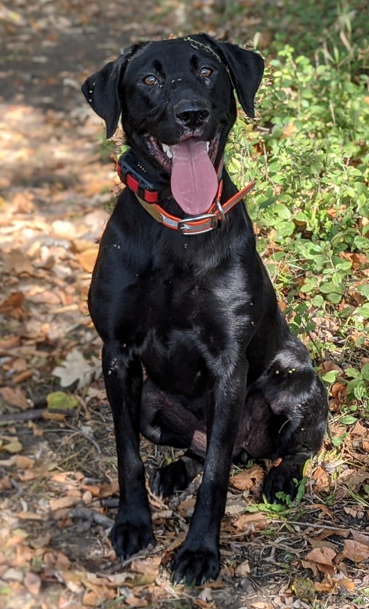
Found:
[174,99,211,128]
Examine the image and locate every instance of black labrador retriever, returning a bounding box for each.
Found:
[82,34,328,585]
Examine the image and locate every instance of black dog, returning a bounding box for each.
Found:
[82,34,328,585]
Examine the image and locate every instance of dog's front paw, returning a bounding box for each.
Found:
[172,545,220,585]
[110,510,155,560]
[262,460,303,503]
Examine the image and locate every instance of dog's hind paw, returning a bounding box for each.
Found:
[151,456,203,497]
[262,457,306,503]
[110,513,155,560]
[172,546,220,585]
[151,460,190,497]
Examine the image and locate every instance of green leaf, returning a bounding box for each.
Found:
[357,284,369,299]
[322,370,339,383]
[47,391,78,411]
[340,415,357,425]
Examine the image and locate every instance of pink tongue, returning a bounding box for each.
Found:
[170,139,218,215]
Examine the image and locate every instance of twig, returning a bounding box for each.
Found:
[270,518,349,533]
[0,408,46,425]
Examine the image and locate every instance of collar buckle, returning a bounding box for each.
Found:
[177,212,219,235]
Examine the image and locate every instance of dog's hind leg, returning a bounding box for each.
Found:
[141,380,206,496]
[240,343,328,503]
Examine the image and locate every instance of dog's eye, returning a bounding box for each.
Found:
[143,75,158,86]
[200,67,212,78]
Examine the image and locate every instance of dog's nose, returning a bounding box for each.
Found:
[174,99,211,128]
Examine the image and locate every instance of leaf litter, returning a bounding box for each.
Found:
[1,1,369,608]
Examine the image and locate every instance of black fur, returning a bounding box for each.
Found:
[82,34,328,585]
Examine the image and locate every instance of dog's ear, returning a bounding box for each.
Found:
[81,45,140,139]
[194,34,264,119]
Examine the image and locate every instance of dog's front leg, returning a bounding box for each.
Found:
[102,341,155,559]
[172,357,248,585]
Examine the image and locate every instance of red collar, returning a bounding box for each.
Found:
[135,179,255,235]
[116,156,255,236]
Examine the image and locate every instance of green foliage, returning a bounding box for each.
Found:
[226,14,369,411]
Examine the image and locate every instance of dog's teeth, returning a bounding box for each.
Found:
[206,142,210,152]
[162,144,173,159]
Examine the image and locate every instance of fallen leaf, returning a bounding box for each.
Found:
[2,568,24,582]
[2,438,23,454]
[305,546,336,566]
[230,464,264,490]
[17,511,45,521]
[235,559,250,577]
[342,539,369,563]
[47,391,78,410]
[3,250,33,275]
[0,335,20,353]
[76,246,99,273]
[232,512,268,532]
[0,386,29,410]
[50,496,80,511]
[351,530,369,547]
[82,590,100,607]
[198,587,213,602]
[24,572,41,595]
[314,577,335,593]
[131,556,161,576]
[52,349,101,389]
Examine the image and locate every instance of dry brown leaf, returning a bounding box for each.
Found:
[99,479,119,498]
[337,575,355,592]
[0,386,29,410]
[0,335,20,353]
[342,539,369,563]
[17,511,45,521]
[301,560,318,577]
[230,464,264,490]
[344,506,360,518]
[125,596,148,607]
[321,361,343,375]
[14,455,35,469]
[178,497,196,517]
[165,531,187,553]
[161,531,187,565]
[351,530,369,547]
[24,572,41,595]
[3,250,33,275]
[76,246,99,273]
[314,577,335,593]
[305,546,336,566]
[313,466,331,492]
[352,421,369,436]
[130,556,161,576]
[235,559,250,577]
[232,512,268,532]
[339,468,369,489]
[82,590,101,607]
[49,495,80,511]
[2,438,23,454]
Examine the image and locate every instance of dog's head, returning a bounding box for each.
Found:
[82,35,264,215]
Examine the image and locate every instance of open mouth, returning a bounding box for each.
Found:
[145,133,221,216]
